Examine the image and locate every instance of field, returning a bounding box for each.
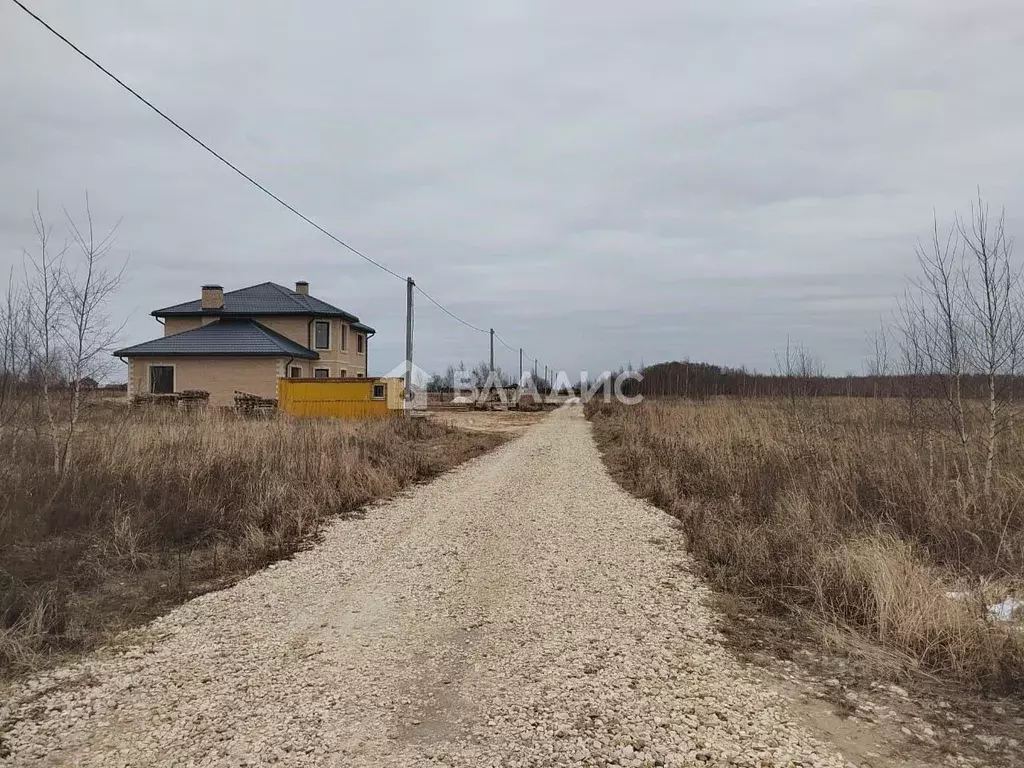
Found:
[0,403,507,677]
[587,396,1024,694]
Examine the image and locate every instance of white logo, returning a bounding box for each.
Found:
[381,360,431,410]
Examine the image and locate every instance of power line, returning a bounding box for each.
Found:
[413,285,489,334]
[493,332,518,354]
[9,0,407,283]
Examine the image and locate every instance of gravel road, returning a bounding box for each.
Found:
[1,406,846,767]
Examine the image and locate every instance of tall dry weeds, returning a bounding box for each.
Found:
[0,405,503,675]
[588,397,1024,692]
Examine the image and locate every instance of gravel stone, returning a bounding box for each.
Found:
[0,407,846,767]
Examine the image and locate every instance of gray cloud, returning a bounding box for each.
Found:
[2,0,1024,379]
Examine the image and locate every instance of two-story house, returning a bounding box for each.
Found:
[114,281,375,406]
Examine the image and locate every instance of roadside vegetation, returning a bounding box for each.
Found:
[588,396,1023,692]
[0,402,505,677]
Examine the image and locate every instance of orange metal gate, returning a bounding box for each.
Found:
[276,377,403,418]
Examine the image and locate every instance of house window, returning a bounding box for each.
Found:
[372,383,386,400]
[313,368,330,379]
[149,365,174,394]
[357,372,364,378]
[340,369,348,377]
[314,321,330,350]
[289,366,302,378]
[357,333,365,354]
[341,324,348,351]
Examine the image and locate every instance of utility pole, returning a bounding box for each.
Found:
[405,277,414,415]
[519,347,523,385]
[489,328,494,375]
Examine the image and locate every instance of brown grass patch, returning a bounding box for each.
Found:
[587,397,1024,694]
[0,408,506,677]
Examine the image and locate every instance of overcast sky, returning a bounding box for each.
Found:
[2,1,1023,378]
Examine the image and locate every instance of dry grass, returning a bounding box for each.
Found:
[587,397,1024,693]
[0,405,506,677]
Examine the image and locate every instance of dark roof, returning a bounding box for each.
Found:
[113,319,320,359]
[152,282,376,333]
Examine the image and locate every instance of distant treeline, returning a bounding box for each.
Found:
[621,361,1021,400]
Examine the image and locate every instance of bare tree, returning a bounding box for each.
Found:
[54,195,125,473]
[866,324,890,376]
[865,321,892,399]
[23,196,68,469]
[904,213,975,487]
[20,195,125,477]
[898,196,1024,500]
[957,195,1022,499]
[0,267,31,424]
[470,360,513,388]
[896,287,927,434]
[774,337,823,402]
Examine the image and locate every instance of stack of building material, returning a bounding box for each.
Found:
[233,391,277,416]
[177,390,210,409]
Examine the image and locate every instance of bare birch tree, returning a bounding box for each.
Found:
[23,197,68,468]
[55,195,125,473]
[866,323,890,380]
[958,196,1022,499]
[896,287,927,435]
[904,214,975,487]
[899,196,1024,501]
[21,194,125,477]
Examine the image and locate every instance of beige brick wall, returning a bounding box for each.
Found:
[129,357,282,407]
[255,317,367,376]
[163,317,219,336]
[256,316,310,347]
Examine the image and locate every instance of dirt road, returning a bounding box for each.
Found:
[1,407,845,767]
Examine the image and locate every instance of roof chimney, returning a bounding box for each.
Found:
[295,281,309,296]
[201,284,224,310]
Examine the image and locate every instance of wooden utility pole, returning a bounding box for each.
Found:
[519,347,523,384]
[489,328,494,374]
